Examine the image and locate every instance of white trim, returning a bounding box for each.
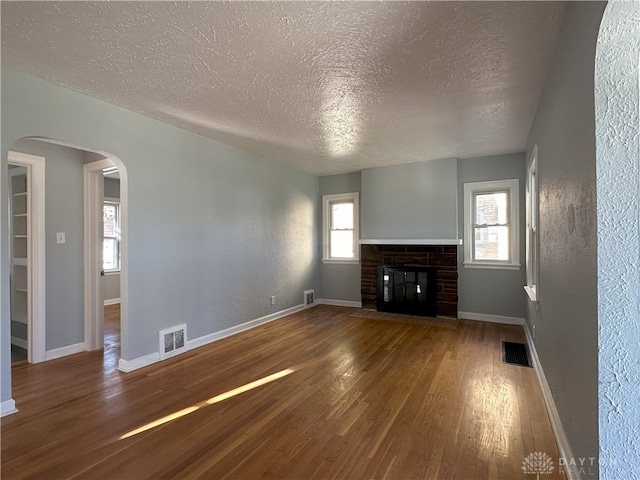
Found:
[117,352,160,373]
[463,179,520,269]
[321,259,360,265]
[45,342,85,361]
[104,298,121,306]
[322,192,360,262]
[525,145,539,298]
[84,159,110,351]
[459,311,525,326]
[317,299,362,308]
[359,239,462,245]
[103,270,120,276]
[188,304,304,350]
[118,304,305,373]
[463,262,521,271]
[11,336,28,350]
[524,285,538,303]
[8,151,46,364]
[523,323,578,480]
[1,399,18,417]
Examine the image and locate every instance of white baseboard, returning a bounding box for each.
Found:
[45,342,85,361]
[317,299,362,308]
[1,399,18,417]
[459,311,525,326]
[118,352,160,373]
[118,304,305,373]
[188,304,305,350]
[523,323,577,480]
[104,298,121,306]
[11,336,28,350]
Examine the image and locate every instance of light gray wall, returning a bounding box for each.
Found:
[103,177,120,302]
[457,154,527,319]
[12,139,85,351]
[318,172,361,302]
[1,67,319,402]
[360,158,458,240]
[595,1,640,478]
[104,177,120,198]
[525,0,606,469]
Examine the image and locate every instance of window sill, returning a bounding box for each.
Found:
[322,259,360,265]
[103,270,121,276]
[524,285,538,303]
[463,262,521,271]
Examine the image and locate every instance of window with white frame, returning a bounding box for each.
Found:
[525,146,539,301]
[463,179,520,269]
[103,199,121,272]
[322,192,359,263]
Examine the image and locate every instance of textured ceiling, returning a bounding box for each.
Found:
[1,1,566,176]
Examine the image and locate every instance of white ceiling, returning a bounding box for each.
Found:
[1,1,566,176]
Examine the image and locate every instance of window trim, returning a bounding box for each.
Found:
[463,179,520,270]
[525,146,539,302]
[103,197,121,273]
[322,192,359,264]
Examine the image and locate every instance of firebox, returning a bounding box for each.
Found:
[377,265,438,317]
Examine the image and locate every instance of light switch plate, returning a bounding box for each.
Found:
[56,232,66,244]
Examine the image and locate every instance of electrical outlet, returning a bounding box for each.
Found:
[56,232,66,244]
[270,295,276,305]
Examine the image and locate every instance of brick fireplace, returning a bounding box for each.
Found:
[360,243,458,318]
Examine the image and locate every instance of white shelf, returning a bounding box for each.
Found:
[13,258,27,267]
[13,192,27,197]
[13,213,27,218]
[14,235,27,238]
[15,288,28,293]
[359,239,462,246]
[11,313,27,325]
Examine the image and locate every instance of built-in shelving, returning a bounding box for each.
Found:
[10,166,29,351]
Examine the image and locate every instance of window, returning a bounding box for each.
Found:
[463,179,520,269]
[322,192,359,263]
[103,199,120,272]
[525,146,539,301]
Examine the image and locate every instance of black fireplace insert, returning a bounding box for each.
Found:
[377,265,437,317]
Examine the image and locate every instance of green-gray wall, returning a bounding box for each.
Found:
[1,67,319,403]
[457,154,527,320]
[525,0,606,468]
[318,172,361,303]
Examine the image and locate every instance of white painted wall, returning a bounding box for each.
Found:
[595,1,640,478]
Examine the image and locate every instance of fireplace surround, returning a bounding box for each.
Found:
[361,243,458,318]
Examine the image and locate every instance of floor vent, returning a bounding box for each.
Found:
[502,341,531,367]
[159,324,187,360]
[303,289,315,308]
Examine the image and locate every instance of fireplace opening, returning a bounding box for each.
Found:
[377,265,437,317]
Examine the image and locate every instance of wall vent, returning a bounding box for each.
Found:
[303,289,315,308]
[159,324,187,360]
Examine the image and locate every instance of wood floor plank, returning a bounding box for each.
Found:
[2,305,562,479]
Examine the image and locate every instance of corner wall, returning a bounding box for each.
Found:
[595,1,640,478]
[525,0,606,470]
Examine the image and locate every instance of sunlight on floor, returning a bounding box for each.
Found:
[120,368,295,439]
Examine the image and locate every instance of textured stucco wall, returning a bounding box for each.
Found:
[595,1,640,478]
[525,2,606,473]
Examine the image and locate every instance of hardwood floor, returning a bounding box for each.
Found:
[1,306,562,479]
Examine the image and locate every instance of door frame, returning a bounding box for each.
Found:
[83,159,112,350]
[8,151,46,363]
